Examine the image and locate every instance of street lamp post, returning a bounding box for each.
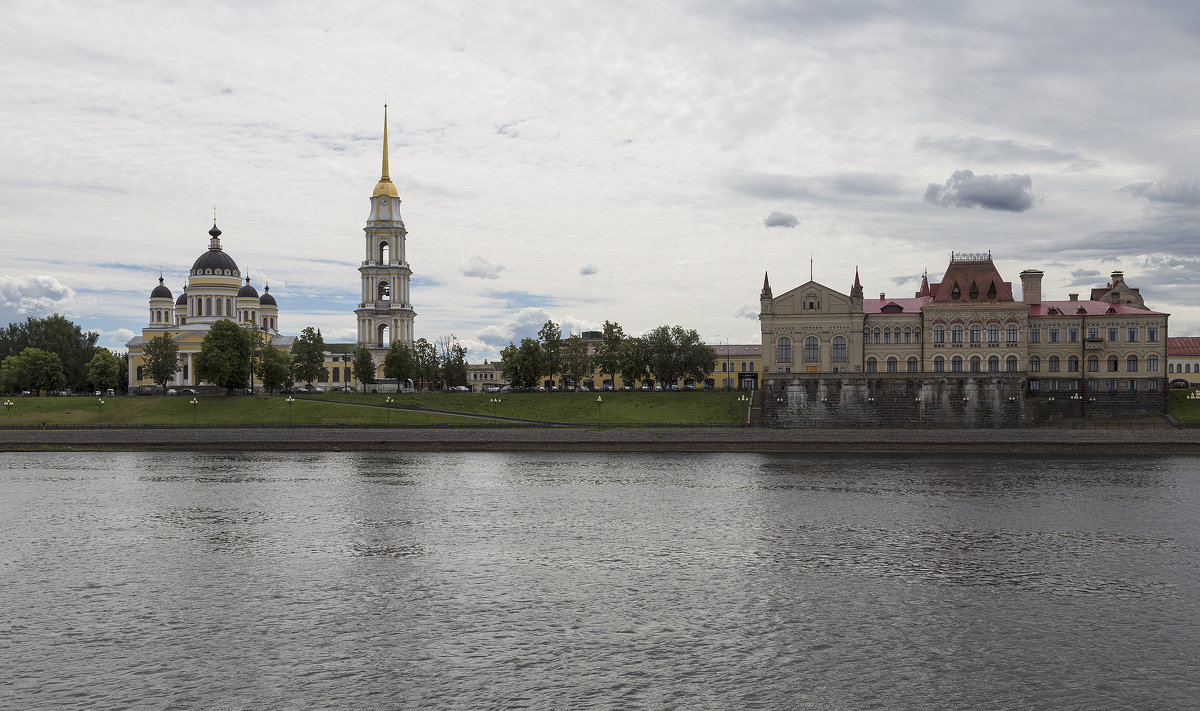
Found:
[190,397,198,426]
[490,397,501,418]
[3,399,12,423]
[737,393,749,425]
[97,398,104,427]
[596,395,603,427]
[286,395,295,426]
[385,396,393,426]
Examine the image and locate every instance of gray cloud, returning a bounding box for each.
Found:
[734,304,758,319]
[916,136,1100,171]
[1071,269,1102,279]
[924,170,1035,212]
[763,211,798,228]
[1120,177,1200,206]
[460,256,506,280]
[0,274,76,322]
[579,264,598,276]
[731,172,902,202]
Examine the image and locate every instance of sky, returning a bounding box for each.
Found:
[3,0,1200,361]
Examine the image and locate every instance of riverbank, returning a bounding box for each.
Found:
[4,426,1200,455]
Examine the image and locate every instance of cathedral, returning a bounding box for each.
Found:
[125,108,414,391]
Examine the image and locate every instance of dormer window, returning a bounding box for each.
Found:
[951,282,961,299]
[969,282,979,299]
[987,281,997,299]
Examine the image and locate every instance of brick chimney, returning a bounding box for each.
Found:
[1020,269,1043,306]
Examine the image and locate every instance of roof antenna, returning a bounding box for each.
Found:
[810,253,813,282]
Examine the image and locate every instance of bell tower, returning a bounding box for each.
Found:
[356,105,416,354]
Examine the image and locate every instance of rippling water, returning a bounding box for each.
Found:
[2,451,1198,710]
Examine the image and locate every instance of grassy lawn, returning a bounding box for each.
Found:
[0,390,753,427]
[1167,388,1200,423]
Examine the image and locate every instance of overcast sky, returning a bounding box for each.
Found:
[3,0,1199,360]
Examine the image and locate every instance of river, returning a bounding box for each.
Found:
[2,451,1198,710]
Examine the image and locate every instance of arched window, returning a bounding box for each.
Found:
[970,355,981,372]
[378,280,391,301]
[1030,356,1041,372]
[1006,355,1018,372]
[1108,355,1119,372]
[952,355,963,372]
[1088,355,1099,372]
[1048,356,1060,372]
[804,336,819,362]
[914,328,922,343]
[1006,324,1018,343]
[988,355,999,372]
[886,357,898,373]
[215,298,222,316]
[893,327,901,342]
[226,298,232,315]
[987,325,999,343]
[741,361,747,372]
[377,323,390,348]
[262,317,268,329]
[1147,355,1159,372]
[934,325,945,343]
[1127,355,1139,372]
[863,326,871,342]
[883,328,891,344]
[379,241,391,264]
[904,328,912,344]
[934,356,945,372]
[873,328,881,344]
[866,357,877,373]
[1068,356,1080,372]
[136,365,143,381]
[832,336,847,362]
[969,325,982,343]
[205,297,212,316]
[952,325,964,343]
[774,336,790,362]
[907,357,919,373]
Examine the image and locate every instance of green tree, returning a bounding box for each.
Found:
[142,333,180,394]
[0,314,100,391]
[291,327,327,386]
[594,320,625,389]
[382,341,414,388]
[86,349,121,392]
[356,344,379,392]
[195,319,251,392]
[244,323,269,393]
[256,345,291,394]
[413,338,440,390]
[439,335,468,388]
[618,336,651,387]
[500,338,545,389]
[11,348,66,396]
[645,325,714,388]
[538,320,562,388]
[560,334,593,389]
[0,355,18,393]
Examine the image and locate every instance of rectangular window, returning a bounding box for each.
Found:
[1128,328,1138,342]
[1029,380,1040,392]
[1128,379,1137,391]
[1108,379,1118,391]
[1148,327,1158,342]
[1049,328,1060,343]
[1030,328,1041,343]
[1069,380,1079,392]
[1108,328,1118,342]
[1149,379,1159,391]
[1069,328,1079,343]
[1049,379,1059,391]
[1088,379,1098,391]
[1088,327,1099,339]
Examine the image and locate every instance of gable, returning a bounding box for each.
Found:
[773,281,853,315]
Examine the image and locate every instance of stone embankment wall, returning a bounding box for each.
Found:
[758,374,1167,428]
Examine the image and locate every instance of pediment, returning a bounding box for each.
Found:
[773,281,853,315]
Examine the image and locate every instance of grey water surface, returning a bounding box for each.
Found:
[2,451,1198,710]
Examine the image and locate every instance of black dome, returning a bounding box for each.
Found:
[238,280,260,298]
[259,287,277,306]
[191,248,240,276]
[176,291,187,305]
[150,277,172,299]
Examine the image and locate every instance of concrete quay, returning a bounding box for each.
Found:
[4,426,1200,455]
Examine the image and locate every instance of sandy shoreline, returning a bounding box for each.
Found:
[3,426,1199,455]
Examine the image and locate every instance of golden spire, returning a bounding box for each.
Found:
[372,104,399,198]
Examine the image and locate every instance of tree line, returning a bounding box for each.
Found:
[354,335,468,392]
[498,320,717,390]
[1,315,125,395]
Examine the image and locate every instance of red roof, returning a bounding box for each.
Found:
[1028,301,1164,317]
[930,260,1014,303]
[862,297,931,314]
[1168,337,1200,356]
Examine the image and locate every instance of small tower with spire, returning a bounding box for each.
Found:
[850,267,864,311]
[356,105,417,358]
[760,272,773,315]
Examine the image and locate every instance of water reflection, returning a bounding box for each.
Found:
[1,451,1198,710]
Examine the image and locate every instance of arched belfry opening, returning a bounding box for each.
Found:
[379,240,390,264]
[377,323,390,348]
[377,280,391,301]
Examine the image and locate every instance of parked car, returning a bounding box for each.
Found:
[167,389,178,396]
[182,388,198,395]
[451,385,469,392]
